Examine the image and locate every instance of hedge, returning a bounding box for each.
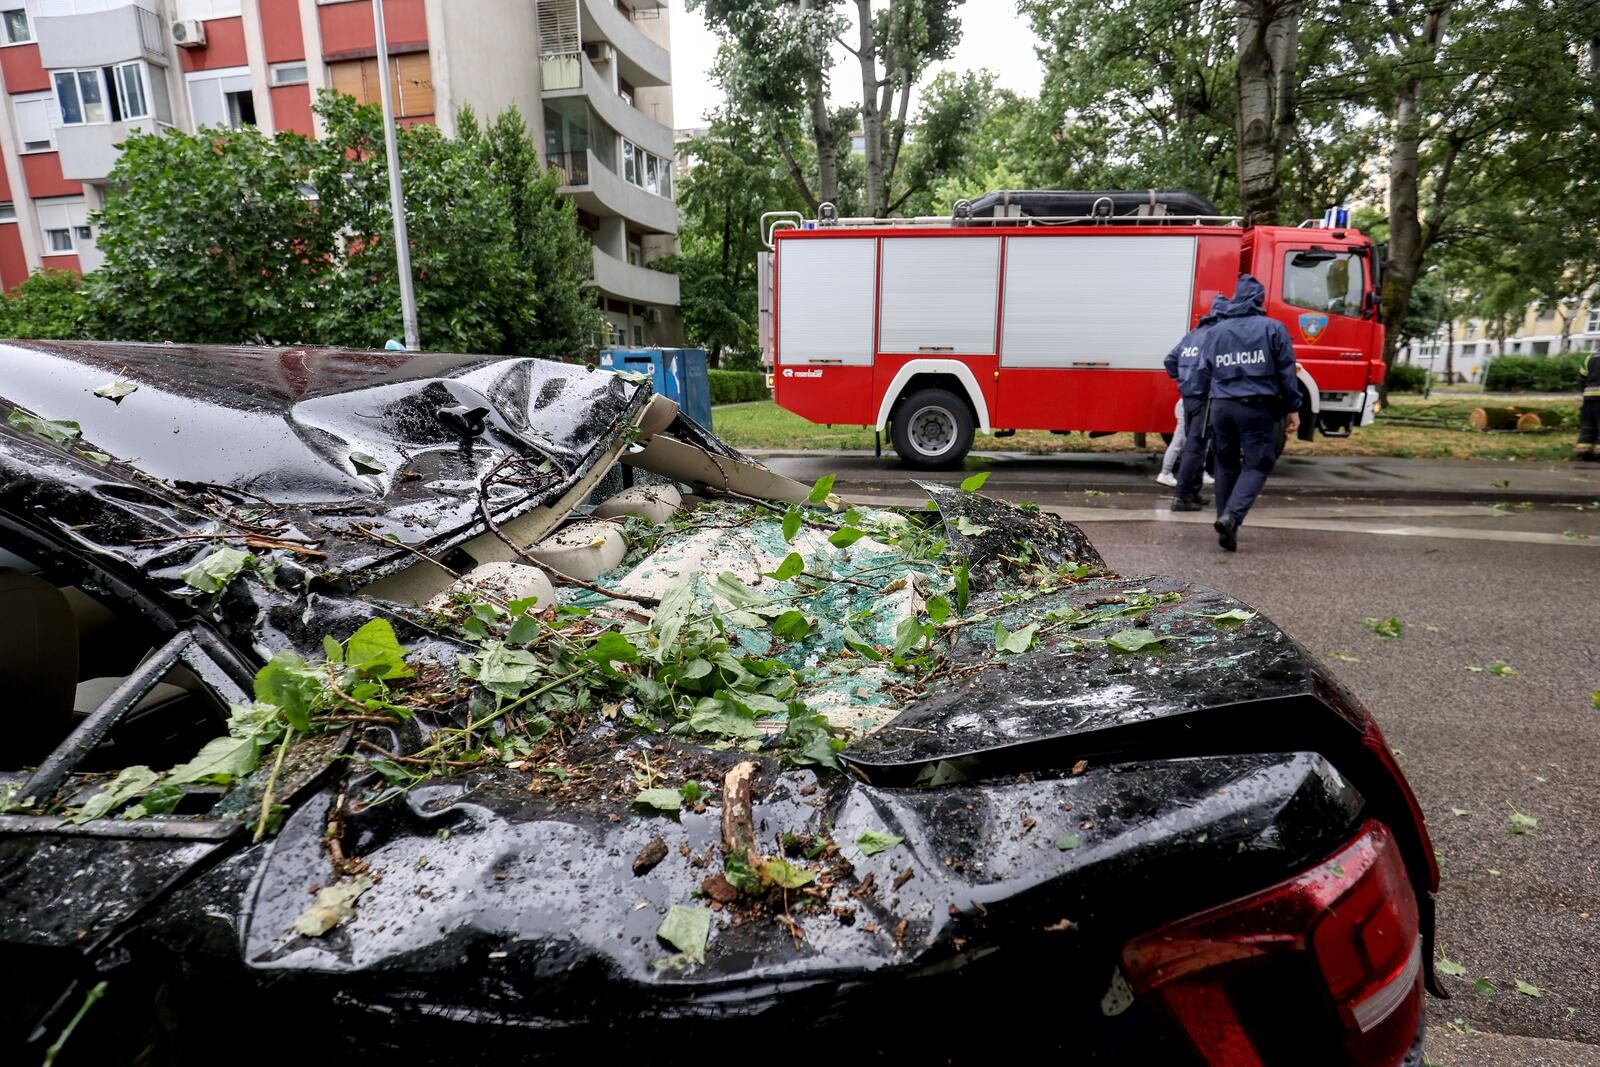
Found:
[709,369,771,405]
[1483,352,1588,393]
[1386,362,1429,393]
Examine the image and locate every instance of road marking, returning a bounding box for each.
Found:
[850,495,1599,549]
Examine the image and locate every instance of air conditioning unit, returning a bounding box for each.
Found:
[643,307,662,324]
[171,19,207,48]
[583,41,615,63]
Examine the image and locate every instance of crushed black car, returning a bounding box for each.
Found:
[0,341,1438,1064]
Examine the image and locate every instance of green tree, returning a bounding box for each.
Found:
[0,270,92,339]
[661,106,805,365]
[692,0,964,217]
[465,106,604,357]
[85,93,601,355]
[308,93,532,353]
[90,125,337,343]
[1021,0,1238,202]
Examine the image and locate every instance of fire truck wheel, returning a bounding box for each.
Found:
[891,388,975,469]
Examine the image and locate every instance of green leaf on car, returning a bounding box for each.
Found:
[857,829,904,856]
[180,546,252,594]
[807,475,836,504]
[656,904,711,964]
[959,472,990,492]
[8,411,82,447]
[346,618,412,679]
[829,526,866,548]
[771,610,811,641]
[633,788,684,814]
[350,451,385,475]
[94,379,138,402]
[1106,628,1165,653]
[993,622,1038,654]
[765,552,805,581]
[758,856,815,889]
[66,765,159,824]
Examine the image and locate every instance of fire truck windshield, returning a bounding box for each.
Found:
[1283,249,1364,318]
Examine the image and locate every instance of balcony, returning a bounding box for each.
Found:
[548,148,676,235]
[591,245,678,307]
[57,116,162,182]
[579,0,669,88]
[543,51,673,159]
[34,1,165,70]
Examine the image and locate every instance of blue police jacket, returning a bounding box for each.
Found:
[1163,295,1227,398]
[1202,274,1300,408]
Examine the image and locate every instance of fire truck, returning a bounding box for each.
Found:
[758,190,1386,468]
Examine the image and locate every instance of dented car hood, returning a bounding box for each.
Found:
[0,340,656,586]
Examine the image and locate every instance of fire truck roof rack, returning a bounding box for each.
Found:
[761,190,1244,249]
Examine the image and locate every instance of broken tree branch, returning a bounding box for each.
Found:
[721,760,758,856]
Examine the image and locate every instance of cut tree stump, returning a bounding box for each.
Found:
[1470,406,1566,432]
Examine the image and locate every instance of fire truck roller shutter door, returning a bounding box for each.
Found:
[1000,236,1198,368]
[878,237,1002,355]
[777,237,877,366]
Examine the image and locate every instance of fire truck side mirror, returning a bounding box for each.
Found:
[1363,289,1381,321]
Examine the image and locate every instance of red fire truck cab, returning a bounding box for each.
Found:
[758,190,1386,468]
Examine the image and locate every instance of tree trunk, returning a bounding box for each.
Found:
[1234,0,1299,226]
[1470,406,1566,432]
[810,87,839,208]
[855,0,884,217]
[773,127,820,213]
[1445,316,1455,383]
[1379,4,1451,398]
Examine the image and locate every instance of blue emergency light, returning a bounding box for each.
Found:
[1322,207,1350,229]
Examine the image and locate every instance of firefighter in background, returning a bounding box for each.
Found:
[1201,274,1302,551]
[1578,348,1600,462]
[1159,295,1225,508]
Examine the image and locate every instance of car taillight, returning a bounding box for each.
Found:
[1122,820,1422,1066]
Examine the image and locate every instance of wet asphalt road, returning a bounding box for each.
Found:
[780,453,1600,1066]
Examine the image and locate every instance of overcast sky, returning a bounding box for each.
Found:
[667,0,1045,131]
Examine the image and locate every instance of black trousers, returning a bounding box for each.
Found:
[1580,398,1600,448]
[1210,398,1280,524]
[1176,395,1209,499]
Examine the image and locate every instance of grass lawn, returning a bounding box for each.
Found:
[711,396,1586,461]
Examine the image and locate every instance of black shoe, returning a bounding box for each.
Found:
[1214,515,1238,552]
[1171,496,1204,512]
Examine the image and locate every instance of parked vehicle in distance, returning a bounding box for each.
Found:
[759,191,1386,467]
[1,341,1433,1064]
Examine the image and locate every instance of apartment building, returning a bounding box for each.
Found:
[1397,295,1600,383]
[0,0,680,345]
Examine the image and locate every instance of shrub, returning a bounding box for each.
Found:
[1386,362,1429,393]
[708,369,770,405]
[0,270,91,339]
[1483,353,1587,393]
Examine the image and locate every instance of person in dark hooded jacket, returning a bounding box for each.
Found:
[1201,274,1301,551]
[1161,294,1226,509]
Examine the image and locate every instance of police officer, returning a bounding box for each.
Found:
[1577,348,1600,462]
[1162,295,1226,510]
[1202,274,1301,551]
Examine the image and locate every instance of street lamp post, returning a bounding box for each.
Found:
[372,0,420,351]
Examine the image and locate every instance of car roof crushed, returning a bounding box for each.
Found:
[0,342,1342,990]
